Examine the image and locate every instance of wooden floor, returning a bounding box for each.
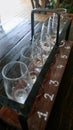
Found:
[0,0,73,33]
[0,0,49,32]
[0,0,32,24]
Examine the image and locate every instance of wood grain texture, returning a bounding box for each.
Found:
[46,42,73,130]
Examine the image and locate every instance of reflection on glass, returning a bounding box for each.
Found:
[2,61,32,104]
[20,47,39,84]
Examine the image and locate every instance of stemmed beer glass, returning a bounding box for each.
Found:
[40,22,52,55]
[2,61,32,104]
[31,45,44,73]
[20,47,39,84]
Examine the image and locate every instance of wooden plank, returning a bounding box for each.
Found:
[46,44,73,130]
[27,41,73,130]
[0,41,72,130]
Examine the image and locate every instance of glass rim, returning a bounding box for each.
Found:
[56,8,67,13]
[21,47,32,59]
[2,61,28,81]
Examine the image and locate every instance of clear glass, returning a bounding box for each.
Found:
[52,13,64,35]
[2,61,33,104]
[40,22,54,52]
[20,47,39,84]
[31,45,44,73]
[32,33,49,72]
[56,8,67,21]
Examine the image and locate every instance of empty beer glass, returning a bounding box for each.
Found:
[2,61,33,104]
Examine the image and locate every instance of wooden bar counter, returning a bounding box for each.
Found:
[0,40,72,130]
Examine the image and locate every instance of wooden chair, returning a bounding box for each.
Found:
[31,0,50,8]
[31,0,41,8]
